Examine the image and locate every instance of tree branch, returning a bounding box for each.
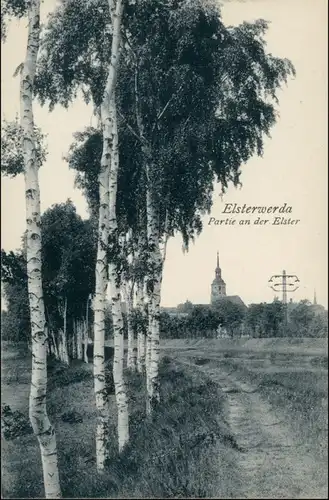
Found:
[117,108,143,143]
[152,80,186,133]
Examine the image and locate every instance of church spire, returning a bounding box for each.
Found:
[313,289,317,305]
[215,251,221,279]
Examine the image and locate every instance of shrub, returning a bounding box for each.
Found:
[1,404,33,440]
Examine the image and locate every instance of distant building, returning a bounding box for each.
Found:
[210,251,226,303]
[310,289,326,315]
[160,252,247,316]
[210,252,247,310]
[161,306,189,318]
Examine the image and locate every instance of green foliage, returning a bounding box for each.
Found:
[160,300,246,339]
[1,0,28,42]
[36,0,295,252]
[1,118,48,177]
[245,300,284,337]
[47,356,93,390]
[64,128,102,222]
[212,299,246,336]
[288,301,328,338]
[1,404,33,440]
[35,0,112,109]
[188,305,220,337]
[177,300,193,313]
[1,200,96,344]
[1,249,30,343]
[41,199,96,332]
[61,410,83,424]
[57,358,234,498]
[245,299,327,338]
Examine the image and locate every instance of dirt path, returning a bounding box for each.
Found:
[177,358,328,499]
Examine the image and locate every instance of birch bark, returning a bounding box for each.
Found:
[145,180,163,414]
[21,0,61,496]
[122,272,136,370]
[76,320,83,360]
[93,0,124,468]
[50,329,59,360]
[109,101,129,451]
[72,320,77,359]
[84,296,90,363]
[62,297,69,364]
[136,281,146,374]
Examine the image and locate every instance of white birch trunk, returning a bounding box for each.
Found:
[21,1,61,496]
[58,330,63,362]
[76,320,83,360]
[123,280,136,370]
[72,320,77,359]
[50,330,59,360]
[136,281,146,374]
[145,181,162,415]
[109,101,129,451]
[145,286,153,375]
[84,325,88,363]
[84,296,90,363]
[62,298,69,365]
[93,0,124,469]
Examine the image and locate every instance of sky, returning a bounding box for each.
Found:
[1,0,328,308]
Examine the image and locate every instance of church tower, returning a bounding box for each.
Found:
[211,252,226,304]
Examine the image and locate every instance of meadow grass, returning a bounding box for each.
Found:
[216,355,328,459]
[1,344,238,498]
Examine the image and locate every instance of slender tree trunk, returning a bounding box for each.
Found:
[76,320,83,360]
[145,285,153,375]
[84,296,89,363]
[134,68,162,406]
[72,320,77,359]
[93,0,119,470]
[93,126,110,470]
[93,0,125,467]
[51,330,59,360]
[62,297,69,364]
[109,100,129,451]
[145,179,163,415]
[21,1,61,496]
[136,281,146,374]
[58,330,63,362]
[123,281,136,370]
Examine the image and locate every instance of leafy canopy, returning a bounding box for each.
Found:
[35,0,295,249]
[1,118,48,177]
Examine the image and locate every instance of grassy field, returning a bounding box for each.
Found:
[165,338,328,463]
[160,337,328,355]
[2,338,327,498]
[1,343,239,499]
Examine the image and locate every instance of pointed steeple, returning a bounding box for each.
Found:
[211,250,226,303]
[313,289,317,305]
[215,251,221,279]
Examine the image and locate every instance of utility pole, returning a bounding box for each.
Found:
[268,271,300,335]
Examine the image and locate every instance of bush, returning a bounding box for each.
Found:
[1,404,33,440]
[47,357,92,390]
[61,411,83,424]
[68,358,237,499]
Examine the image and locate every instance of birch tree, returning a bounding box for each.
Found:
[107,101,130,451]
[35,0,295,419]
[93,0,127,466]
[1,0,62,496]
[120,229,137,369]
[41,201,96,363]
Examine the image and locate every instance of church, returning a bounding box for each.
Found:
[210,252,247,310]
